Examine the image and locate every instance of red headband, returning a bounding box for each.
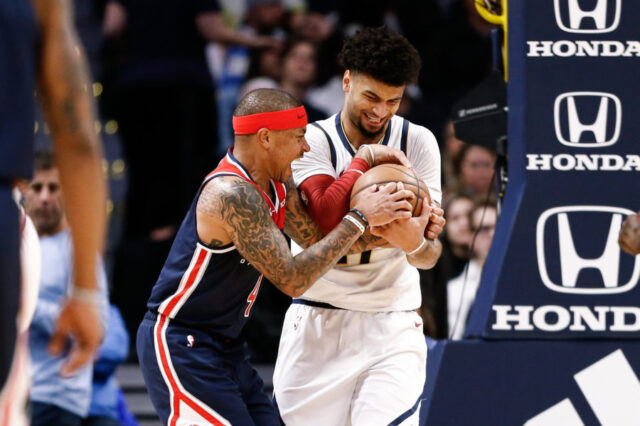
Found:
[232,106,308,135]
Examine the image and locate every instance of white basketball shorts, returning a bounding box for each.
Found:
[273,301,427,426]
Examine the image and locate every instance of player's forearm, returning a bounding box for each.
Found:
[36,0,107,290]
[272,219,362,297]
[406,238,442,270]
[283,179,325,248]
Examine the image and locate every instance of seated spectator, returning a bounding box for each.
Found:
[23,152,109,426]
[447,198,496,340]
[82,305,135,426]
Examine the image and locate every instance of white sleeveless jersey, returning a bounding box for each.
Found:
[291,113,442,312]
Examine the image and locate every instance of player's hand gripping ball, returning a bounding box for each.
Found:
[350,164,431,237]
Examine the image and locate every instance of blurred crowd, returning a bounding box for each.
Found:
[26,3,501,419]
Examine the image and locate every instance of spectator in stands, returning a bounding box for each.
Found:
[278,39,326,121]
[82,305,135,426]
[449,143,495,198]
[24,152,109,426]
[418,194,473,338]
[441,120,465,191]
[447,198,496,339]
[442,194,473,278]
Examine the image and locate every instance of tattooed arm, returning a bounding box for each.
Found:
[198,177,363,297]
[283,175,391,252]
[284,177,398,253]
[283,177,325,249]
[31,0,106,374]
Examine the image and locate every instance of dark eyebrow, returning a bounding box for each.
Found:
[364,90,402,103]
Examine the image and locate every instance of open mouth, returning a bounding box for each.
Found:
[363,113,383,126]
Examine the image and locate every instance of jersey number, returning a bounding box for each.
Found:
[244,275,263,317]
[337,250,371,265]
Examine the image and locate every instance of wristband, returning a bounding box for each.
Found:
[69,286,101,304]
[348,158,370,174]
[349,208,369,228]
[363,144,375,165]
[344,169,364,176]
[343,214,365,234]
[406,238,427,256]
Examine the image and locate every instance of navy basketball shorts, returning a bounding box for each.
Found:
[137,312,280,426]
[0,185,20,391]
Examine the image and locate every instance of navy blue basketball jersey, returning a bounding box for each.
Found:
[0,0,38,180]
[147,150,287,339]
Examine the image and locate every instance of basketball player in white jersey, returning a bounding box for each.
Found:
[273,27,446,425]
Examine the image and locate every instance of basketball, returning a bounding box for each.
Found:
[350,164,430,217]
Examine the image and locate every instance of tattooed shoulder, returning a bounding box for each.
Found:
[197,176,269,226]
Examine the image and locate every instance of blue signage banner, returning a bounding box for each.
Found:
[466,0,640,339]
[421,340,640,425]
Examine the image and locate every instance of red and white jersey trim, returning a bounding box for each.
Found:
[157,244,212,318]
[153,244,231,425]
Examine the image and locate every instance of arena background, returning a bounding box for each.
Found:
[29,0,640,424]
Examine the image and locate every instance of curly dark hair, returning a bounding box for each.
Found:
[338,26,421,87]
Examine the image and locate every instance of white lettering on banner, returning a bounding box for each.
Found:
[492,305,640,332]
[526,154,640,171]
[527,41,640,57]
[492,305,535,330]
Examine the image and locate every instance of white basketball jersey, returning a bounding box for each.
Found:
[291,113,442,312]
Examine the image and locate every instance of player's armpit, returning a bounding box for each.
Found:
[283,177,324,249]
[213,178,362,298]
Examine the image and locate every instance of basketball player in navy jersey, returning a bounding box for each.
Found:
[0,0,107,421]
[136,88,418,425]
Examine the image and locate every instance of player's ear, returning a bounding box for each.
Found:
[343,70,351,93]
[256,128,271,150]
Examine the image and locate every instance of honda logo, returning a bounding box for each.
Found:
[536,206,640,295]
[554,92,621,148]
[554,0,621,34]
